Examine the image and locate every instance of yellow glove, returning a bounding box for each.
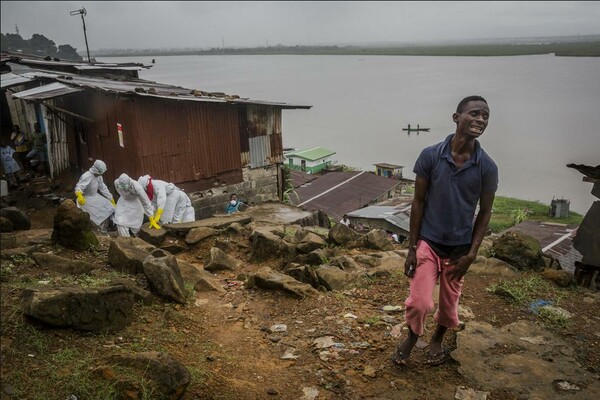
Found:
[149,216,161,230]
[110,198,116,207]
[154,208,163,222]
[75,191,86,206]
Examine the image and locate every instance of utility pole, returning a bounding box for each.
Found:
[15,24,19,35]
[70,7,91,62]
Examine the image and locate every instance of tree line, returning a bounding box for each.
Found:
[0,32,83,61]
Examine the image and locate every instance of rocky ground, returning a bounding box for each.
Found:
[1,185,599,400]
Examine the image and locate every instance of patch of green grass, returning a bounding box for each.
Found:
[489,196,583,233]
[486,275,561,306]
[537,307,570,329]
[486,275,573,329]
[361,315,381,325]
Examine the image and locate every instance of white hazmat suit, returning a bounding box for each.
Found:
[114,173,155,237]
[74,160,115,230]
[170,188,195,223]
[137,175,177,225]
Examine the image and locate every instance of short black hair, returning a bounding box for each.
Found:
[456,96,487,113]
[230,193,237,200]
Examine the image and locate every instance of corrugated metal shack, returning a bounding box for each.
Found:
[1,54,311,218]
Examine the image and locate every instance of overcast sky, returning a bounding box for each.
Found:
[1,1,599,50]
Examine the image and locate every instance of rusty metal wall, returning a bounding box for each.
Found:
[42,101,70,178]
[55,92,287,191]
[249,135,270,168]
[241,105,283,168]
[121,96,243,187]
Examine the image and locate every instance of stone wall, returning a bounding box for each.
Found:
[191,165,280,220]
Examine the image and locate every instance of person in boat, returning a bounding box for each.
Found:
[392,95,497,368]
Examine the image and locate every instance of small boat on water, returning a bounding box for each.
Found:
[402,124,430,132]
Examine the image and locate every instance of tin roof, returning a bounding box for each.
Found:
[0,72,33,89]
[12,82,83,100]
[292,171,401,221]
[7,64,311,109]
[289,169,318,188]
[285,147,336,161]
[374,163,404,169]
[347,205,410,233]
[1,51,151,70]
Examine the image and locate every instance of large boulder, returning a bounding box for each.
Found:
[108,278,154,305]
[105,352,191,400]
[328,223,360,246]
[108,237,156,274]
[0,216,14,232]
[469,256,519,278]
[22,285,134,332]
[364,229,394,251]
[316,266,353,291]
[367,256,404,277]
[492,231,545,271]
[0,206,31,231]
[0,232,17,249]
[452,320,600,399]
[143,249,188,304]
[296,232,328,254]
[329,255,360,271]
[248,267,320,298]
[284,264,320,288]
[178,260,225,293]
[31,252,97,275]
[138,223,168,246]
[185,227,216,246]
[204,247,241,272]
[51,199,98,251]
[249,229,296,262]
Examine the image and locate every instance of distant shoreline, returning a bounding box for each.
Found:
[93,41,600,58]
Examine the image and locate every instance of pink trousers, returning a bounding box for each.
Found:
[404,240,464,336]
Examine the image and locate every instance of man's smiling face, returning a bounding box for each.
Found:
[453,100,490,139]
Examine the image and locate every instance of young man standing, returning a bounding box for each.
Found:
[393,95,498,367]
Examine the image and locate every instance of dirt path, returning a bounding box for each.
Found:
[1,203,599,400]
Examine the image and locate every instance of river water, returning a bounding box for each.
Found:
[100,54,599,214]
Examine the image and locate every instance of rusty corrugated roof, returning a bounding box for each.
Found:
[289,169,318,188]
[8,63,311,109]
[293,171,401,221]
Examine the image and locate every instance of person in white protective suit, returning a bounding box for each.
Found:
[114,173,158,237]
[170,188,196,223]
[137,175,177,227]
[74,160,115,233]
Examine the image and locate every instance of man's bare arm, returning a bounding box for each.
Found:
[446,191,495,280]
[405,175,429,276]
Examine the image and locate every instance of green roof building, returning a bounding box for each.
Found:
[284,147,336,174]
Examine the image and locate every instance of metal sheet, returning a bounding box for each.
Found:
[12,82,83,100]
[0,72,32,89]
[11,66,311,108]
[42,101,70,178]
[249,135,270,168]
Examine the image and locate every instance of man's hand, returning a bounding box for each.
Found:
[75,191,86,206]
[149,216,161,230]
[444,254,476,281]
[404,247,417,277]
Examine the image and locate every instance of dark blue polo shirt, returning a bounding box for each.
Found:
[414,134,498,246]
